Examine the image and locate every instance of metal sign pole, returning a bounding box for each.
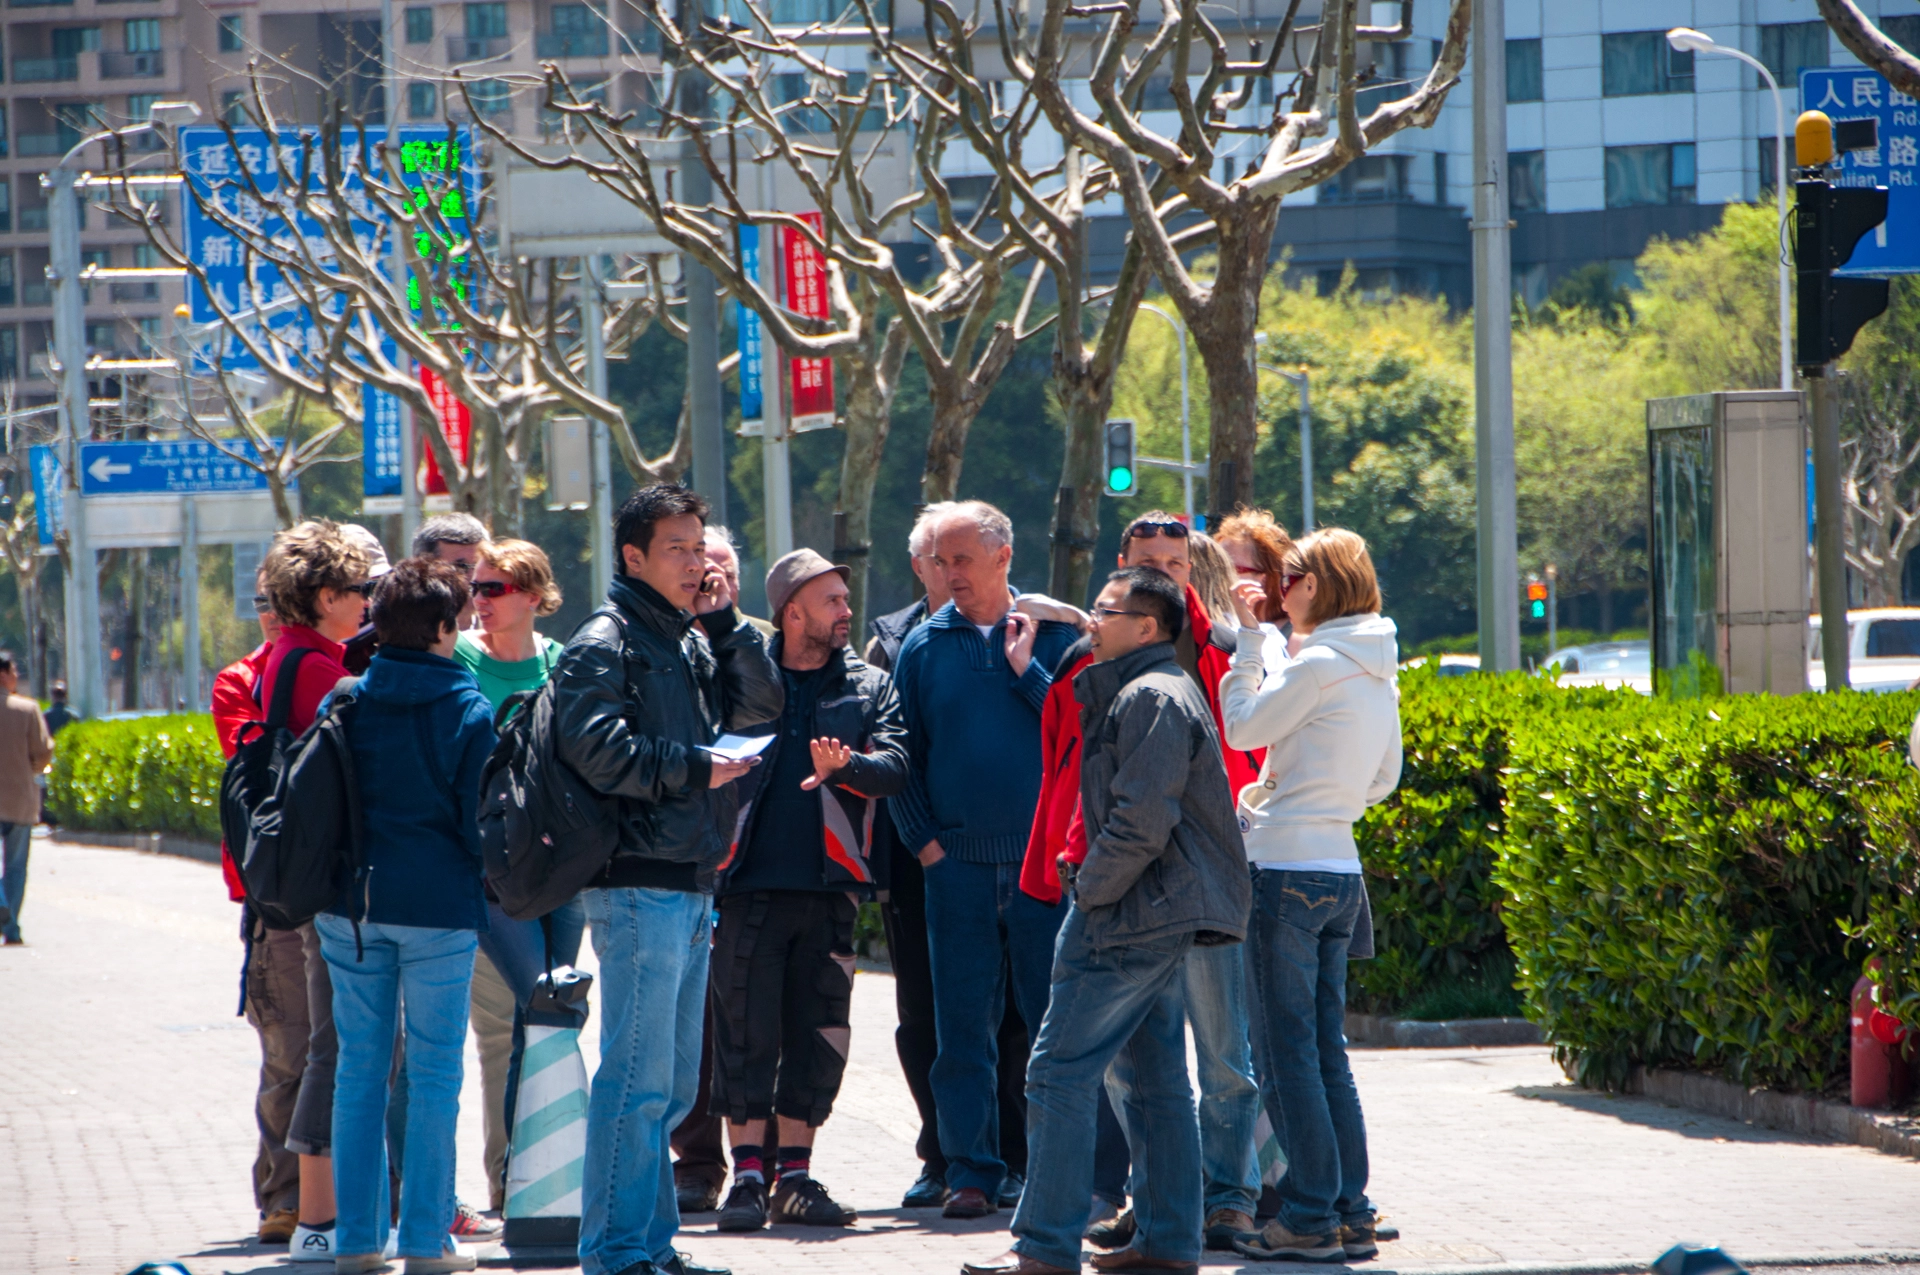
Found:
[181,494,200,708]
[1472,0,1521,672]
[48,167,102,719]
[583,259,614,598]
[761,223,793,563]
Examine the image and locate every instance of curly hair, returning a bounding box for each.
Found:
[261,520,377,628]
[1213,509,1294,623]
[479,538,563,617]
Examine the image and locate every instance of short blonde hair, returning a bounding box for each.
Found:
[1187,532,1237,626]
[262,520,377,628]
[480,538,563,616]
[1214,509,1294,623]
[1286,528,1381,627]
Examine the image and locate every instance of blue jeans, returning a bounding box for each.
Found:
[1246,870,1372,1236]
[478,898,586,1131]
[1183,939,1262,1216]
[316,915,477,1260]
[578,887,710,1275]
[923,856,1064,1194]
[0,821,30,942]
[1012,907,1201,1270]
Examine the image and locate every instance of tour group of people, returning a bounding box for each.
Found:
[211,487,1405,1275]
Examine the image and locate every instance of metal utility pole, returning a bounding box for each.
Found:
[1809,371,1849,690]
[758,224,794,562]
[47,164,102,719]
[583,260,614,597]
[1545,563,1557,659]
[678,71,726,521]
[381,0,421,551]
[1472,0,1520,671]
[180,494,200,708]
[1137,304,1193,521]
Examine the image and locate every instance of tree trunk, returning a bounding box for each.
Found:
[920,325,1019,503]
[1053,370,1113,606]
[124,548,146,711]
[268,474,298,529]
[20,570,39,697]
[1598,585,1613,637]
[1181,209,1280,517]
[836,320,909,637]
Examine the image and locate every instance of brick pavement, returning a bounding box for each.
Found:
[9,835,1920,1275]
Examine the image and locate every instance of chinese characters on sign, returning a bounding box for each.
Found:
[738,230,765,423]
[1802,68,1920,275]
[781,211,836,432]
[364,383,403,498]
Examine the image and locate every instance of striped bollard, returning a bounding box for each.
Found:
[502,967,592,1258]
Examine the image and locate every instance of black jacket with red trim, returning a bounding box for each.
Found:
[717,639,909,894]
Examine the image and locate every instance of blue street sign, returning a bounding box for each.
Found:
[28,446,64,546]
[1802,67,1920,275]
[738,231,764,421]
[77,440,275,496]
[364,383,402,498]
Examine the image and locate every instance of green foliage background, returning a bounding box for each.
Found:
[45,715,224,840]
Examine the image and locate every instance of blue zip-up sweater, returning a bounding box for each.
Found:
[325,646,496,931]
[890,601,1078,863]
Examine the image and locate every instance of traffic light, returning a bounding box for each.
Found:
[1526,579,1547,621]
[1104,418,1137,497]
[1794,111,1891,370]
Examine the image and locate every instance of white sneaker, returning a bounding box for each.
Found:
[335,1257,391,1274]
[288,1222,337,1262]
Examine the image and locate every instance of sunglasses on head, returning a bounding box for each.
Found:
[1125,519,1190,542]
[471,580,522,599]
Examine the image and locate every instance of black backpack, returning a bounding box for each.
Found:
[228,654,367,931]
[477,672,621,922]
[220,646,314,894]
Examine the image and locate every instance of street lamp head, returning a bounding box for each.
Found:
[1666,27,1715,55]
[146,101,202,129]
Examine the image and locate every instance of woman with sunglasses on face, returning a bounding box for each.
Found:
[449,539,587,1220]
[1214,509,1298,663]
[1219,529,1402,1266]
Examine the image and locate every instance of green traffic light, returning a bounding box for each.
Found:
[1107,467,1134,492]
[1530,602,1545,619]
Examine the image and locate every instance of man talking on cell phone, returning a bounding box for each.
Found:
[550,484,783,1275]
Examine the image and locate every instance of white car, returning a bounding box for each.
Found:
[1401,653,1482,677]
[1542,641,1652,694]
[1808,609,1920,693]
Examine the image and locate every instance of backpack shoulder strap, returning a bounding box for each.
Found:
[263,646,317,732]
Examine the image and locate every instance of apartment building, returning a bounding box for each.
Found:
[1,0,657,403]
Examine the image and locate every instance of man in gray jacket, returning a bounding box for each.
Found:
[964,567,1251,1275]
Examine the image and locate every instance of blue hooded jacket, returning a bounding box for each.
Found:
[325,646,497,931]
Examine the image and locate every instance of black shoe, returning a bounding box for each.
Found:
[677,1176,722,1214]
[659,1252,732,1275]
[1085,1206,1136,1250]
[902,1168,947,1209]
[715,1179,768,1233]
[770,1174,858,1227]
[997,1173,1025,1209]
[609,1264,658,1275]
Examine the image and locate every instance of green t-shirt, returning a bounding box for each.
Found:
[454,630,562,714]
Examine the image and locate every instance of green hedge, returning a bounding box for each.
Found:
[46,714,225,841]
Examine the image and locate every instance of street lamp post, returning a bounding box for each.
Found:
[1255,361,1313,534]
[1669,27,1792,392]
[1135,304,1194,521]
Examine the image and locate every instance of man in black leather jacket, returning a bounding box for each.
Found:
[553,484,782,1275]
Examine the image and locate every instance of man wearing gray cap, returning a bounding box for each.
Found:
[708,549,909,1235]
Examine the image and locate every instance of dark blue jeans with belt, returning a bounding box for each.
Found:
[1246,868,1373,1238]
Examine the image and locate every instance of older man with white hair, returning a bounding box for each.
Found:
[890,501,1081,1220]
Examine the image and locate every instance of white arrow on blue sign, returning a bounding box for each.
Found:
[78,440,276,497]
[1802,66,1920,276]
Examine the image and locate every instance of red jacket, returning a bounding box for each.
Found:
[1019,585,1263,905]
[210,642,273,902]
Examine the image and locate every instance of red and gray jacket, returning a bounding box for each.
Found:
[718,641,910,892]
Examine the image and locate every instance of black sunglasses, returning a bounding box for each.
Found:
[1124,519,1190,543]
[252,593,273,614]
[346,579,379,598]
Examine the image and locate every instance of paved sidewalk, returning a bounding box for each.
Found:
[8,836,1920,1275]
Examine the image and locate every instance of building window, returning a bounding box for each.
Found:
[0,106,9,160]
[467,78,512,115]
[123,19,161,52]
[52,28,102,58]
[218,14,243,52]
[0,254,15,307]
[221,89,246,126]
[408,81,439,118]
[1759,21,1827,88]
[406,7,433,44]
[1602,30,1694,97]
[1507,38,1542,103]
[85,321,116,354]
[127,93,157,123]
[137,316,161,354]
[465,3,508,39]
[1605,142,1695,207]
[1433,151,1449,204]
[1887,15,1920,55]
[1509,150,1546,212]
[1316,154,1411,204]
[0,329,16,379]
[0,180,12,233]
[1759,137,1783,192]
[133,243,159,268]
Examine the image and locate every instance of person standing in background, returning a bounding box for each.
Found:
[41,681,77,736]
[0,650,52,947]
[212,570,303,1245]
[411,513,490,570]
[452,539,584,1218]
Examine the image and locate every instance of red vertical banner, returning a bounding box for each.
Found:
[417,366,473,496]
[781,212,836,431]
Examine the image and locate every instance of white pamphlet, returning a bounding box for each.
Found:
[701,733,775,762]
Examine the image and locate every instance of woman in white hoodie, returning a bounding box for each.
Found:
[1219,528,1402,1265]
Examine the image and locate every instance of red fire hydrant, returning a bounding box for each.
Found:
[1851,966,1911,1109]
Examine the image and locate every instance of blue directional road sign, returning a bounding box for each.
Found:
[1802,67,1920,275]
[28,446,65,546]
[78,440,275,497]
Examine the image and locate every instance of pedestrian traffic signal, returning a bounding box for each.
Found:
[1104,419,1137,497]
[1794,111,1891,371]
[1526,580,1547,620]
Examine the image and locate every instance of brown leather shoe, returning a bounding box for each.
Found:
[258,1206,298,1245]
[1089,1248,1198,1275]
[943,1187,998,1219]
[961,1250,1075,1275]
[1203,1208,1255,1252]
